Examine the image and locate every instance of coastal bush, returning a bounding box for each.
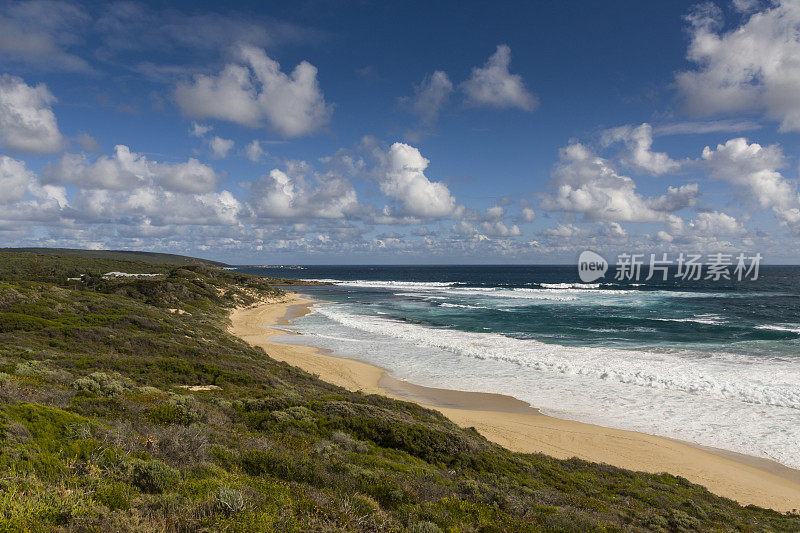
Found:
[93,481,134,511]
[72,371,134,397]
[127,458,180,493]
[408,521,443,533]
[214,486,246,515]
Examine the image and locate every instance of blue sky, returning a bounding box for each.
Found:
[2,0,800,263]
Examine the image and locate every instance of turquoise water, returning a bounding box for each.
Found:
[237,265,800,468]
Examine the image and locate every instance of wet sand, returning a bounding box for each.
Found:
[228,293,800,511]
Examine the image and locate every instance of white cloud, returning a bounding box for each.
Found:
[648,184,700,212]
[484,206,505,221]
[0,154,35,204]
[676,1,800,131]
[248,162,359,220]
[411,70,453,125]
[602,222,628,239]
[45,145,220,193]
[462,45,538,111]
[601,123,680,175]
[175,44,332,137]
[480,220,521,237]
[543,223,586,238]
[521,207,536,222]
[0,74,63,154]
[701,138,799,213]
[687,211,747,236]
[208,136,234,159]
[732,0,762,14]
[71,187,241,226]
[540,142,697,222]
[245,140,266,162]
[0,155,66,210]
[189,122,212,137]
[655,230,674,242]
[453,220,477,235]
[379,142,456,218]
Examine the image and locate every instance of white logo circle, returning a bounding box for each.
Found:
[578,250,608,282]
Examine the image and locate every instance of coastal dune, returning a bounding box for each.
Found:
[229,293,800,512]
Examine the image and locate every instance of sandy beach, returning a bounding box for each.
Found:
[229,292,800,512]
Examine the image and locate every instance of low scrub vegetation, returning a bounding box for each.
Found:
[0,251,797,531]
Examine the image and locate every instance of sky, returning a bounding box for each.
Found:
[2,0,800,264]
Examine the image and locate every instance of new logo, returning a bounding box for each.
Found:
[578,250,608,282]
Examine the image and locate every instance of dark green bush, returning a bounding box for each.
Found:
[94,481,133,510]
[128,458,180,493]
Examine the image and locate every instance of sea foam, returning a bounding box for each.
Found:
[288,304,800,469]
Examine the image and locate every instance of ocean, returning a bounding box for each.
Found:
[236,265,800,469]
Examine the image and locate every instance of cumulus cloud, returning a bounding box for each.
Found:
[702,137,799,211]
[601,123,680,175]
[208,136,234,159]
[248,161,359,220]
[175,44,332,137]
[701,137,800,230]
[462,45,538,111]
[480,220,521,237]
[0,155,66,216]
[70,188,241,227]
[410,70,453,125]
[521,207,536,222]
[602,221,628,239]
[0,74,64,154]
[676,0,800,131]
[687,211,747,236]
[0,154,36,204]
[648,184,700,212]
[540,142,698,222]
[44,145,220,193]
[379,142,456,218]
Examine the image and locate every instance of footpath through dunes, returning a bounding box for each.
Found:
[229,292,800,512]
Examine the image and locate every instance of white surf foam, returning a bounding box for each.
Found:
[315,307,800,409]
[756,324,800,333]
[539,282,601,289]
[288,305,800,468]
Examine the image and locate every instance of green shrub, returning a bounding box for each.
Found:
[127,459,180,494]
[0,312,55,332]
[72,371,134,397]
[214,486,246,515]
[94,481,133,511]
[146,394,204,425]
[408,521,443,533]
[13,360,51,378]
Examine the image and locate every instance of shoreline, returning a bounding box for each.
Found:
[229,292,800,512]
